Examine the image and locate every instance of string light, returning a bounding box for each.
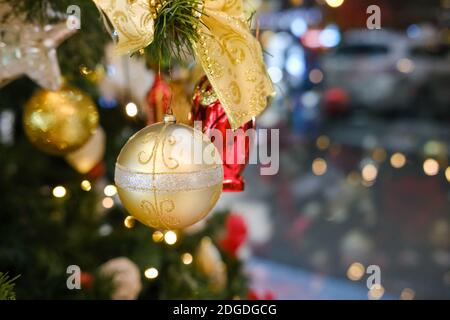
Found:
[52,186,66,198]
[181,253,193,265]
[125,102,138,117]
[152,230,164,242]
[144,267,159,279]
[80,180,91,191]
[124,216,135,229]
[347,262,365,281]
[104,184,117,197]
[164,231,177,245]
[312,158,327,176]
[445,167,450,182]
[102,197,114,209]
[423,158,439,176]
[390,152,406,169]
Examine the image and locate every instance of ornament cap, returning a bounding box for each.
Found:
[163,113,176,124]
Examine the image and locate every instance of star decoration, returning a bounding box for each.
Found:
[0,6,76,90]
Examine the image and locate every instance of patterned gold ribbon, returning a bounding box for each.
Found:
[93,0,274,129]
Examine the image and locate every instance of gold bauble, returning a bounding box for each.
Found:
[114,115,223,230]
[196,237,227,292]
[23,87,99,156]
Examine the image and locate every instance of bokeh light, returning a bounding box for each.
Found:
[102,197,114,209]
[124,216,135,229]
[362,164,378,182]
[104,184,117,197]
[390,152,406,169]
[52,186,66,198]
[80,180,91,191]
[312,158,327,176]
[181,253,193,265]
[164,231,177,245]
[152,231,164,242]
[423,158,439,176]
[347,262,365,281]
[125,102,138,117]
[325,0,345,8]
[144,267,159,279]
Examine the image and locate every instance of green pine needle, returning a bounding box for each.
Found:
[144,0,204,66]
[0,273,20,300]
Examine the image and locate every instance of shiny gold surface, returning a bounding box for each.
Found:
[23,87,99,156]
[115,121,223,230]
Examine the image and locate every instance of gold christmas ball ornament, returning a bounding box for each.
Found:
[23,87,99,156]
[114,114,223,230]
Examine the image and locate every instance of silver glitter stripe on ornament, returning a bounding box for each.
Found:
[114,164,223,192]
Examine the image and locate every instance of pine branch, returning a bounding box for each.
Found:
[144,0,203,66]
[0,272,20,300]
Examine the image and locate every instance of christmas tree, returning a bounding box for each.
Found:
[0,0,269,299]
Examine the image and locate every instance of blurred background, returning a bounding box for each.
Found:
[0,0,449,300]
[230,0,450,300]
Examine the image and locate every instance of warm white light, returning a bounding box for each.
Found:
[390,152,406,169]
[144,267,159,279]
[80,180,91,191]
[164,231,177,245]
[445,167,450,182]
[104,184,117,197]
[325,0,345,8]
[52,186,67,198]
[124,216,135,229]
[312,158,327,176]
[102,197,114,209]
[125,102,138,117]
[347,262,365,281]
[423,158,439,176]
[362,164,378,182]
[181,253,193,265]
[368,284,385,300]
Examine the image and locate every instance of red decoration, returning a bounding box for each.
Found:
[80,272,94,289]
[248,289,275,300]
[219,213,248,257]
[86,161,106,181]
[145,73,171,125]
[193,76,255,192]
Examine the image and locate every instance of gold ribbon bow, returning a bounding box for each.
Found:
[93,0,274,129]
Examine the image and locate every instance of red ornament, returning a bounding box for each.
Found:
[80,272,94,289]
[219,213,247,257]
[192,76,255,192]
[145,73,171,125]
[86,161,106,181]
[248,289,275,300]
